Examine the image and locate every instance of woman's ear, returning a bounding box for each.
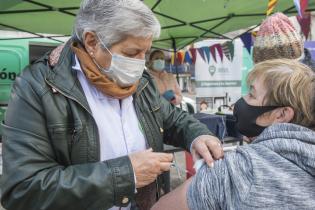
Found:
[274,107,294,123]
[83,31,98,55]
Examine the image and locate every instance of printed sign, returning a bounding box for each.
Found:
[194,39,243,112]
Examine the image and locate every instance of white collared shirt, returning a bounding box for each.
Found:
[73,56,147,210]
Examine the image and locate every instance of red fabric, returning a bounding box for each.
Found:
[176,51,184,65]
[214,44,224,62]
[185,151,196,179]
[189,48,197,64]
[301,0,309,16]
[210,45,217,62]
[210,44,224,63]
[297,12,311,39]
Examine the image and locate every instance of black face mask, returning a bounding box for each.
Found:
[233,98,280,137]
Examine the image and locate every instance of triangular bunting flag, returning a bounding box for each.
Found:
[210,44,224,63]
[171,52,175,65]
[251,31,258,43]
[189,48,197,64]
[240,32,252,55]
[301,0,309,16]
[197,48,206,63]
[184,51,192,64]
[228,41,235,61]
[176,51,184,65]
[221,42,231,61]
[214,44,224,62]
[297,12,311,39]
[294,0,302,17]
[210,45,217,63]
[202,46,211,63]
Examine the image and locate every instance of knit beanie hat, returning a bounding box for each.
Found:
[253,13,303,64]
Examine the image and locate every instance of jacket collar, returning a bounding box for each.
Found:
[45,39,150,113]
[45,39,92,114]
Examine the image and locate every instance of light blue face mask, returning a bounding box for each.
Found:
[93,36,146,87]
[152,59,165,71]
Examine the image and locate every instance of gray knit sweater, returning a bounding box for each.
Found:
[187,123,315,210]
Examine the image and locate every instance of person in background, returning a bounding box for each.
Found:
[147,50,182,105]
[0,1,224,210]
[152,59,315,210]
[199,100,208,112]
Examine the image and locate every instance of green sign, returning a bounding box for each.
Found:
[196,80,242,88]
[0,44,27,104]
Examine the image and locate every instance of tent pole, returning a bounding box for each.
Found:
[172,37,183,109]
[171,37,180,84]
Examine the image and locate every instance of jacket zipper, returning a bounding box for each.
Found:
[134,81,163,198]
[136,81,149,98]
[45,79,101,161]
[133,82,149,145]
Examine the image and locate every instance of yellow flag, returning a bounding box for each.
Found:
[266,0,278,16]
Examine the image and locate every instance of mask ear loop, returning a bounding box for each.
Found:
[92,34,113,74]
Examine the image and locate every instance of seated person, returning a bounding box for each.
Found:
[147,50,182,105]
[152,59,315,210]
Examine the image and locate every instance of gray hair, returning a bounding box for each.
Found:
[74,0,161,47]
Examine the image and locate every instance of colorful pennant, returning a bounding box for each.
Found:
[189,48,197,64]
[210,44,224,63]
[222,41,234,61]
[300,0,309,16]
[171,42,235,65]
[228,41,235,61]
[294,0,302,17]
[197,48,206,63]
[297,12,311,39]
[240,32,252,55]
[266,0,278,16]
[293,0,309,17]
[171,52,175,65]
[184,51,192,64]
[176,51,185,64]
[202,46,211,63]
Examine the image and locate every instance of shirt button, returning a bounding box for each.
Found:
[122,197,129,204]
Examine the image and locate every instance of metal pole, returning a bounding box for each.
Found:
[172,37,183,109]
[171,37,180,84]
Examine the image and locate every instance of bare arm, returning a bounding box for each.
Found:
[152,158,232,210]
[172,76,183,105]
[151,178,192,210]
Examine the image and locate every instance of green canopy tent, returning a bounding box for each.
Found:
[143,0,315,51]
[1,0,315,47]
[0,0,81,42]
[1,0,315,92]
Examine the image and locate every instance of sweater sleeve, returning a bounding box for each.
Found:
[187,149,254,210]
[187,159,229,210]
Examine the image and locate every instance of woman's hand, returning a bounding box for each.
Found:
[129,149,173,188]
[191,135,224,167]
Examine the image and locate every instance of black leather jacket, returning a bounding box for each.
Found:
[0,40,211,210]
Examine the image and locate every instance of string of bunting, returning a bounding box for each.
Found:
[171,41,235,65]
[171,0,312,66]
[171,33,257,65]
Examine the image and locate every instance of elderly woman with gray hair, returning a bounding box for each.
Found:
[0,0,223,210]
